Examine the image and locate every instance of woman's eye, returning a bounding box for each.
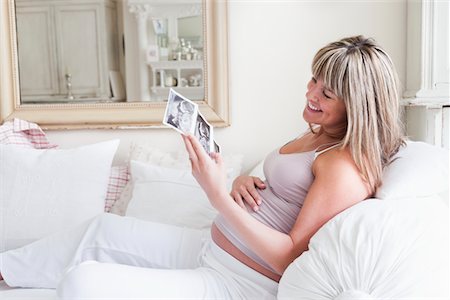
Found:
[323,92,332,99]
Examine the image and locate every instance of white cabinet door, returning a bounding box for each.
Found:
[55,4,108,98]
[16,0,119,102]
[16,5,58,97]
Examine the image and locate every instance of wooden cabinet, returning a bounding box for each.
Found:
[16,0,120,103]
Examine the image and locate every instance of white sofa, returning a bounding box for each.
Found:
[253,141,449,299]
[0,139,448,299]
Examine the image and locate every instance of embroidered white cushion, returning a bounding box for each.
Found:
[0,140,119,251]
[126,142,243,180]
[0,119,129,212]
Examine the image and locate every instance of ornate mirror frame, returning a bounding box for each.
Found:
[0,0,229,129]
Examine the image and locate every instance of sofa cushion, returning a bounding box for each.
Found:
[375,141,449,202]
[0,140,119,251]
[278,196,449,299]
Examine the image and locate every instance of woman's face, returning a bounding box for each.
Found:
[303,77,347,129]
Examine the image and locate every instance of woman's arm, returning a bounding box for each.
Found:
[182,134,370,274]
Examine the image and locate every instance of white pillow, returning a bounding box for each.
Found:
[125,160,217,229]
[278,196,449,299]
[110,144,243,217]
[376,141,449,201]
[0,140,119,251]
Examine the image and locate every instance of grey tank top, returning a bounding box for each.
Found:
[214,143,339,274]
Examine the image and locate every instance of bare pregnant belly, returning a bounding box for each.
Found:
[210,223,281,282]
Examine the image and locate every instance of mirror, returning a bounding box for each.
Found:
[0,0,229,129]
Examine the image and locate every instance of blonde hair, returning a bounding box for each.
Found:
[311,35,405,191]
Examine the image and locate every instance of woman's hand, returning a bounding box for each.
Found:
[230,176,266,212]
[181,134,229,210]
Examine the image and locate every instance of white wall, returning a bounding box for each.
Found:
[45,0,407,173]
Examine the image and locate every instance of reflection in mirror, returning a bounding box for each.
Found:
[178,15,202,48]
[15,0,204,104]
[0,0,229,129]
[143,1,204,101]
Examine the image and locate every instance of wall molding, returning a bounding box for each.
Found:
[403,0,449,100]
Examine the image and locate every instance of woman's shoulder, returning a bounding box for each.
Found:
[313,146,357,173]
[313,146,372,195]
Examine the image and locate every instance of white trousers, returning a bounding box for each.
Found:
[0,213,278,299]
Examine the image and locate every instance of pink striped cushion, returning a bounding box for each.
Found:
[105,165,130,212]
[0,118,58,149]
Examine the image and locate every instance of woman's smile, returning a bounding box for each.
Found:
[307,101,322,112]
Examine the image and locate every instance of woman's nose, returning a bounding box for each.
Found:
[307,87,320,100]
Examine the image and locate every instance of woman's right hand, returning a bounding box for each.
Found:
[230,176,266,212]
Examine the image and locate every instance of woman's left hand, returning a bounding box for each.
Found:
[181,134,229,210]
